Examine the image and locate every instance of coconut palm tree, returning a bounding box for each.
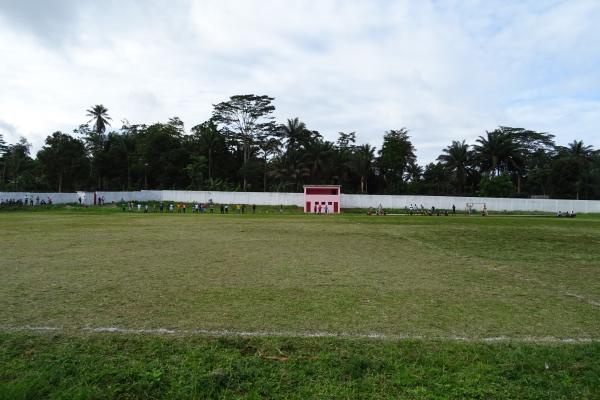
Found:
[404,160,423,183]
[474,129,530,192]
[438,140,471,193]
[561,140,596,199]
[473,130,508,176]
[86,105,111,134]
[565,140,595,160]
[280,118,309,151]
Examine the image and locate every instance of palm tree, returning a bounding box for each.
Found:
[404,160,423,183]
[438,140,471,193]
[562,140,596,199]
[473,130,509,176]
[473,129,528,191]
[565,140,595,160]
[86,105,111,134]
[351,144,376,193]
[280,118,309,152]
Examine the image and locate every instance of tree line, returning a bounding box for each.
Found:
[1,94,599,199]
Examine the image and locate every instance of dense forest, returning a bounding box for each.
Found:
[1,95,599,199]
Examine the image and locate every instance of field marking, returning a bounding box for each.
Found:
[1,325,599,344]
[565,292,600,307]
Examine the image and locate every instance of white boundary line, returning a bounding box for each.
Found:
[1,326,599,344]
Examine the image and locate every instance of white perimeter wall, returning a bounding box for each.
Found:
[3,190,600,213]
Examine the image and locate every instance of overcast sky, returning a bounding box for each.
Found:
[1,0,599,163]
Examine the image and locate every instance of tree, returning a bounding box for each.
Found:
[140,122,189,189]
[212,95,276,190]
[404,160,423,183]
[333,131,356,187]
[84,105,112,189]
[377,128,416,193]
[557,140,597,199]
[191,120,224,181]
[303,138,334,183]
[1,137,35,190]
[0,133,6,185]
[351,144,376,193]
[421,162,451,195]
[477,174,514,197]
[0,133,6,156]
[258,136,281,191]
[473,127,526,194]
[86,105,111,135]
[37,132,88,192]
[438,140,471,193]
[473,129,515,176]
[280,118,310,153]
[184,155,208,189]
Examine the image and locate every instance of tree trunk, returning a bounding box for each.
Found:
[263,155,267,192]
[208,149,212,180]
[58,171,63,193]
[127,164,131,190]
[243,140,248,191]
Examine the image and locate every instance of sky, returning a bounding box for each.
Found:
[1,0,599,163]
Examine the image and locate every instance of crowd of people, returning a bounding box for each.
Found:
[556,210,577,218]
[0,194,53,208]
[121,199,265,215]
[407,203,455,216]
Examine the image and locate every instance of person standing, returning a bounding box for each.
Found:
[452,204,456,215]
[324,204,329,214]
[252,204,256,214]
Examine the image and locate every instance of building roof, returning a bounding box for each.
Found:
[303,184,341,188]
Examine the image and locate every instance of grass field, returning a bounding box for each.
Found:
[1,207,599,398]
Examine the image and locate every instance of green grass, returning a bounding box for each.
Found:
[1,208,599,398]
[1,333,599,399]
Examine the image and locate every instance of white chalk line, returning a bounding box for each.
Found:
[1,325,598,344]
[565,292,600,307]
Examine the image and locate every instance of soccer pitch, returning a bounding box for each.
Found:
[1,209,599,398]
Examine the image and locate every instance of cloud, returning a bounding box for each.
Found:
[0,0,599,163]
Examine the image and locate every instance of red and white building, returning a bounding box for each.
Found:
[303,185,341,213]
